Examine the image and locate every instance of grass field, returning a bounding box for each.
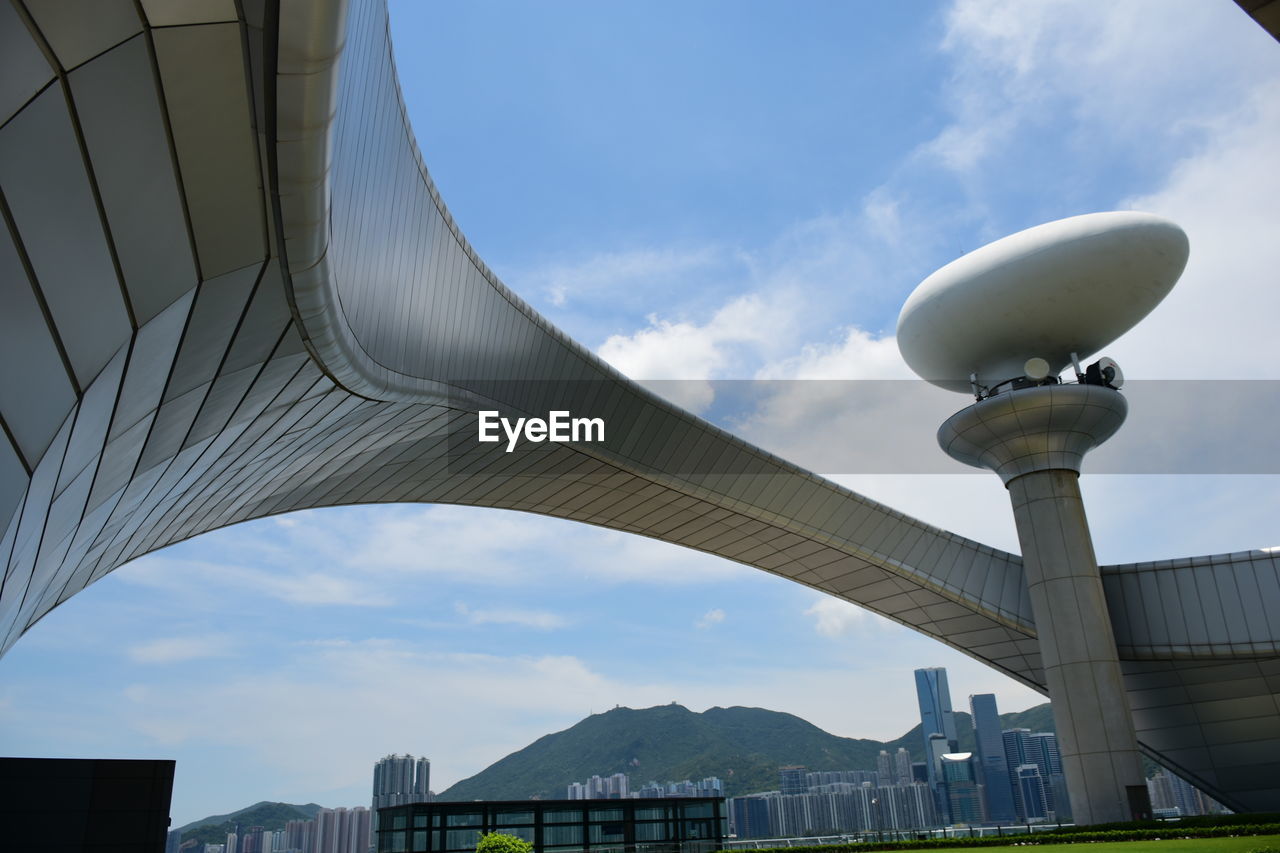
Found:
[922,835,1280,852]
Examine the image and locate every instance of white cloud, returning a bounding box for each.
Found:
[597,294,792,412]
[116,557,393,608]
[754,326,912,381]
[353,505,754,587]
[127,634,238,664]
[590,194,928,413]
[1109,81,1280,379]
[530,247,728,307]
[695,608,725,629]
[804,596,903,639]
[352,506,560,580]
[928,0,1276,176]
[455,603,567,630]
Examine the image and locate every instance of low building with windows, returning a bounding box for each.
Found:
[376,798,725,853]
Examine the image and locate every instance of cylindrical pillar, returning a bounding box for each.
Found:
[936,384,1149,824]
[1007,468,1146,825]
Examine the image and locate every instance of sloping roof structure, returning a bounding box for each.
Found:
[1,0,1277,813]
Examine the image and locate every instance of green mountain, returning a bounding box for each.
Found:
[177,801,325,846]
[438,702,1055,801]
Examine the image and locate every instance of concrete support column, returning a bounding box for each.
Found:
[936,384,1149,824]
[1006,468,1146,825]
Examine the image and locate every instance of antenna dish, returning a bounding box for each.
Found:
[1024,357,1051,381]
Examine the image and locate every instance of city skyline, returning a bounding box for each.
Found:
[1,0,1277,827]
[171,663,1221,845]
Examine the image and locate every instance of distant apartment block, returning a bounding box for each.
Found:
[373,755,432,838]
[568,774,723,800]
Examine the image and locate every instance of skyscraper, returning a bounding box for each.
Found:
[915,667,957,822]
[894,748,913,787]
[940,754,983,826]
[876,750,893,787]
[927,734,953,822]
[1013,765,1049,821]
[779,766,807,795]
[969,694,1017,824]
[372,755,431,838]
[915,669,958,772]
[1027,732,1066,818]
[1002,729,1032,820]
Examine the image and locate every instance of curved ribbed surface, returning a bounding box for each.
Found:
[0,0,1276,813]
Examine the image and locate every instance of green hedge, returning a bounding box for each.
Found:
[743,822,1280,852]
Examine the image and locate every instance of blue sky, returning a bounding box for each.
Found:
[1,0,1279,828]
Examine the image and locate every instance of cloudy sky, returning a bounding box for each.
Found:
[1,0,1278,828]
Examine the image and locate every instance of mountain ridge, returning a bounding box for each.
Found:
[174,702,1057,836]
[176,801,325,846]
[438,701,1054,801]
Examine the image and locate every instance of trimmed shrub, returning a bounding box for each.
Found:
[475,832,534,853]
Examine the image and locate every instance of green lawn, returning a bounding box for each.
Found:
[924,835,1280,852]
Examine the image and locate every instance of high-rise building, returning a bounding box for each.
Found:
[726,784,942,838]
[285,819,311,852]
[876,750,893,787]
[969,694,1017,824]
[372,755,431,837]
[565,772,637,799]
[729,795,772,838]
[1013,765,1049,821]
[915,666,958,814]
[1027,733,1061,775]
[894,748,913,787]
[1147,769,1224,817]
[779,766,807,795]
[1025,732,1066,818]
[805,770,876,788]
[348,808,372,853]
[1002,729,1033,821]
[940,753,983,826]
[927,733,952,822]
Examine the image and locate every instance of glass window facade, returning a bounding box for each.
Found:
[376,798,725,853]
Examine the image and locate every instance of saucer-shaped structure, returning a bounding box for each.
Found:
[897,211,1189,392]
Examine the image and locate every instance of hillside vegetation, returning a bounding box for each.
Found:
[438,702,1055,801]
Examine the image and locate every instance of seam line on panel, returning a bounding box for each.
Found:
[0,77,57,134]
[88,353,317,585]
[232,0,272,262]
[132,0,206,284]
[0,186,82,397]
[46,331,140,610]
[129,319,303,549]
[105,258,268,545]
[0,397,84,651]
[0,413,33,477]
[12,4,138,337]
[12,2,59,70]
[113,326,330,560]
[170,261,270,458]
[57,78,138,330]
[0,481,33,610]
[61,29,148,75]
[146,20,242,30]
